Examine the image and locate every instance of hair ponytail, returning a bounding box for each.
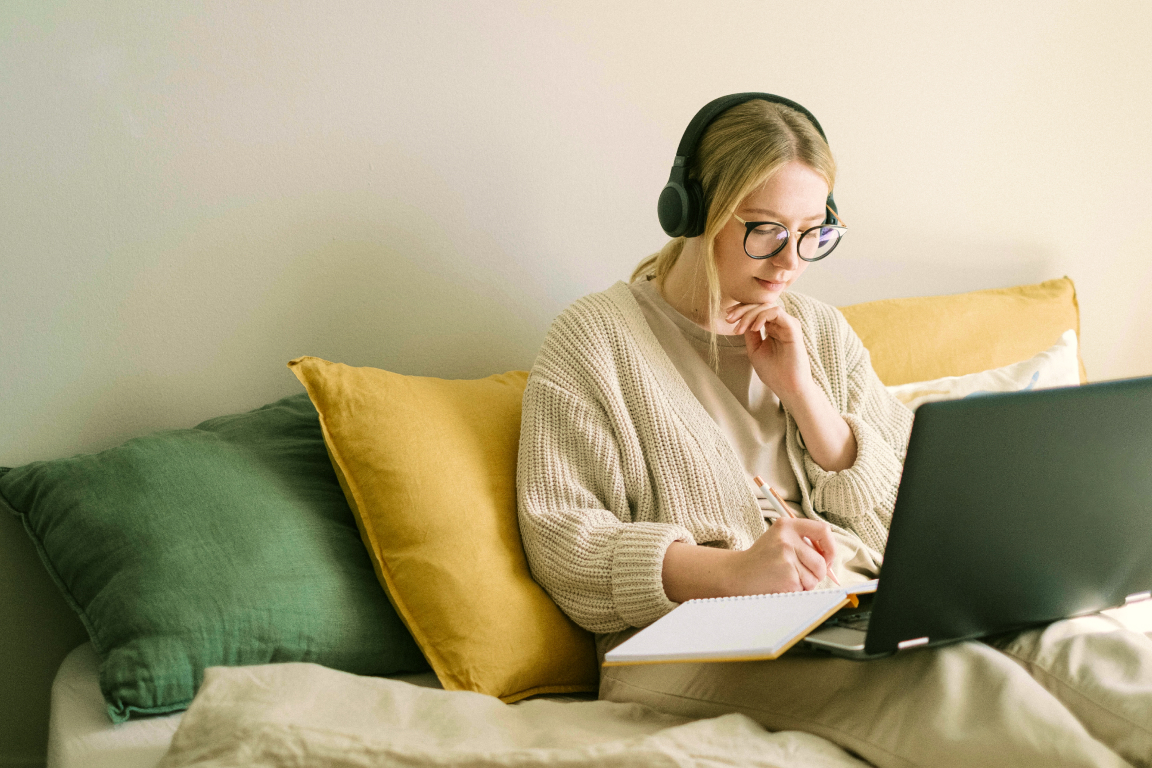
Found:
[630,238,686,283]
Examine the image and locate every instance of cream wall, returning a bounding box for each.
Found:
[3,0,1152,469]
[1,0,1150,763]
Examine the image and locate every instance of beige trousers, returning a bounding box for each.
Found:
[599,604,1152,768]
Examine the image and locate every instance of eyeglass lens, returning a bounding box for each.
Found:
[744,224,843,261]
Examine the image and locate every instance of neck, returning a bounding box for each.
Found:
[657,239,737,334]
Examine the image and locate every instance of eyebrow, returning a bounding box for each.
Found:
[741,208,826,222]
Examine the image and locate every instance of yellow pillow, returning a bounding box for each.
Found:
[288,357,598,703]
[838,277,1087,386]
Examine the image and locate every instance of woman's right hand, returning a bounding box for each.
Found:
[662,518,837,603]
[727,517,836,594]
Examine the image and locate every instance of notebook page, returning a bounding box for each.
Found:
[605,588,849,664]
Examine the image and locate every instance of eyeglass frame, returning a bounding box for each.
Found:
[731,205,847,262]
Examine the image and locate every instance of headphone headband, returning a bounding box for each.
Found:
[674,92,829,159]
[657,92,838,238]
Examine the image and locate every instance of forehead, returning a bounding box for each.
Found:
[739,161,829,219]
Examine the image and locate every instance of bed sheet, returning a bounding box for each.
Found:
[158,661,871,767]
[60,601,1152,768]
[47,643,182,768]
[46,644,448,768]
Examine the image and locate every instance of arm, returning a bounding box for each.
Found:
[518,376,834,629]
[798,304,913,545]
[729,297,912,545]
[661,515,836,602]
[517,374,695,633]
[729,301,857,471]
[778,380,857,472]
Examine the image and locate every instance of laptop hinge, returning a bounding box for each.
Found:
[897,636,929,650]
[1125,591,1152,604]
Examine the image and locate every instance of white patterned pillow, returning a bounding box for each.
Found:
[887,330,1081,412]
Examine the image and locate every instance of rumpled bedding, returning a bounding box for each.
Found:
[157,662,870,768]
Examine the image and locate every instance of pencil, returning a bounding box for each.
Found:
[753,475,841,587]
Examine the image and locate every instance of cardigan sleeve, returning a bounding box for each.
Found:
[801,307,914,551]
[516,374,695,634]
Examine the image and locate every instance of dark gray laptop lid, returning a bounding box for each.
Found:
[864,375,1152,656]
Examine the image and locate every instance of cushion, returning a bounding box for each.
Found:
[287,356,599,703]
[888,329,1081,411]
[838,277,1087,386]
[0,393,428,723]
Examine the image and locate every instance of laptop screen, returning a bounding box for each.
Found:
[864,375,1152,655]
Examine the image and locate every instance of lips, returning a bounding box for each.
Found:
[756,277,786,289]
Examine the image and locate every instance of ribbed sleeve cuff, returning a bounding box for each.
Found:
[805,413,903,522]
[609,522,696,628]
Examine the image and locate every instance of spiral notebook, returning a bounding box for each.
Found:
[603,581,878,666]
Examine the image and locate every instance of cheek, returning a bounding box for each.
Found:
[714,230,749,274]
[713,240,761,302]
[714,248,748,294]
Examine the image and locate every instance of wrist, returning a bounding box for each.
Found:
[662,541,743,602]
[776,376,821,416]
[720,547,749,597]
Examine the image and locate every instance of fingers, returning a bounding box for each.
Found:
[725,303,780,335]
[724,302,760,323]
[778,518,835,589]
[742,518,837,594]
[737,306,778,335]
[757,306,802,342]
[726,302,803,339]
[744,326,764,357]
[725,301,776,322]
[794,562,822,592]
[793,539,828,588]
[792,518,837,568]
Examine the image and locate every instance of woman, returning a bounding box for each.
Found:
[516,94,1152,767]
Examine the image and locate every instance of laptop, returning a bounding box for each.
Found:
[803,375,1152,659]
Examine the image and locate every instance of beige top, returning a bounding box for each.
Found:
[628,277,802,520]
[516,281,913,635]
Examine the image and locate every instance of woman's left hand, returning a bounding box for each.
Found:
[726,301,813,401]
[726,299,858,472]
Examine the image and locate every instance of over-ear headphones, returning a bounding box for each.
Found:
[656,92,839,238]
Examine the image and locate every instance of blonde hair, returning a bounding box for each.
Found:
[631,100,837,333]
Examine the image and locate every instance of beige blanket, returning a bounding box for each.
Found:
[158,662,870,768]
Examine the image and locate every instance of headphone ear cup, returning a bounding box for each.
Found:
[682,179,706,238]
[657,181,690,237]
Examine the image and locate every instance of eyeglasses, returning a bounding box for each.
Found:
[731,205,847,262]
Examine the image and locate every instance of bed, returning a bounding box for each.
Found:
[49,641,881,768]
[50,597,1152,768]
[8,279,1092,767]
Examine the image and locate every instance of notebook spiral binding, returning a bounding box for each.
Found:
[687,587,845,604]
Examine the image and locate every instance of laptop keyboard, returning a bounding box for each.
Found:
[826,610,872,631]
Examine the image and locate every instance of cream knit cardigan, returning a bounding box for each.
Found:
[516,281,914,634]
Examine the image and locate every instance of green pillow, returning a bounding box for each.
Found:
[0,393,428,723]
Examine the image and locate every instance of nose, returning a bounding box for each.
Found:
[771,232,802,270]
